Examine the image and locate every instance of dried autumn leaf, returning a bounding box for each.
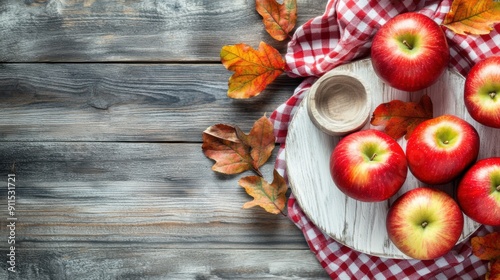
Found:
[220,42,285,99]
[370,94,433,140]
[202,130,255,175]
[442,0,500,35]
[203,123,241,143]
[235,116,275,168]
[472,232,500,261]
[239,169,287,214]
[202,116,276,176]
[488,258,500,280]
[256,0,297,41]
[472,232,500,280]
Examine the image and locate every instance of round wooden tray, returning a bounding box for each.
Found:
[285,58,498,259]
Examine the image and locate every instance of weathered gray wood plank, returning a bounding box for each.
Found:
[0,142,308,249]
[0,0,327,62]
[0,142,330,277]
[0,248,329,279]
[0,63,301,142]
[0,1,331,278]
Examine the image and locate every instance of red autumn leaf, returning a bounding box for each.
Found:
[370,94,433,140]
[256,0,297,41]
[220,42,285,99]
[202,116,275,176]
[488,258,500,280]
[442,0,500,35]
[472,232,500,280]
[472,232,500,261]
[239,169,287,214]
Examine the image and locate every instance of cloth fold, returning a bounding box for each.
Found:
[271,0,499,278]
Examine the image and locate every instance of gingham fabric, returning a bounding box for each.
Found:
[270,0,499,278]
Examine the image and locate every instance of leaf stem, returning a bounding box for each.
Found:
[253,167,263,177]
[402,40,413,50]
[273,201,287,216]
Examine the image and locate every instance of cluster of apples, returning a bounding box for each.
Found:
[329,12,500,260]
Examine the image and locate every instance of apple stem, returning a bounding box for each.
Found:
[443,140,449,145]
[402,40,413,50]
[370,153,377,161]
[497,185,500,192]
[489,91,497,99]
[421,221,428,228]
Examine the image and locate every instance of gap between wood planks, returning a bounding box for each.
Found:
[0,60,224,65]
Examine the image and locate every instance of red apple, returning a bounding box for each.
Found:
[371,12,449,92]
[464,56,500,128]
[330,129,407,202]
[386,187,464,260]
[457,157,500,226]
[406,114,480,185]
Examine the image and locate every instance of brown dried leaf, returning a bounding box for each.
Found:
[256,0,297,41]
[202,130,255,175]
[202,116,275,176]
[239,169,287,214]
[203,123,241,143]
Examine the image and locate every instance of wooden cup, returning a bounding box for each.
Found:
[307,70,371,136]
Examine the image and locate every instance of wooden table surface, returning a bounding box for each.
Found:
[0,0,331,279]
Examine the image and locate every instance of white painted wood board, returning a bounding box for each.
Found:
[286,58,497,259]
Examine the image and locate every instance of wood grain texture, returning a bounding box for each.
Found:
[286,59,494,259]
[0,63,300,142]
[0,142,306,249]
[0,142,329,278]
[0,249,328,279]
[0,0,327,62]
[0,0,332,277]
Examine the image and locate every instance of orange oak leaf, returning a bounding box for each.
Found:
[239,169,287,214]
[442,0,500,35]
[235,116,275,169]
[472,232,500,261]
[220,42,285,99]
[488,258,500,280]
[370,94,433,140]
[472,232,500,280]
[256,0,297,41]
[202,116,275,176]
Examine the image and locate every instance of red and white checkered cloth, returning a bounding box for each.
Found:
[270,0,500,278]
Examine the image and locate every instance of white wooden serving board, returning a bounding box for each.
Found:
[286,58,498,259]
